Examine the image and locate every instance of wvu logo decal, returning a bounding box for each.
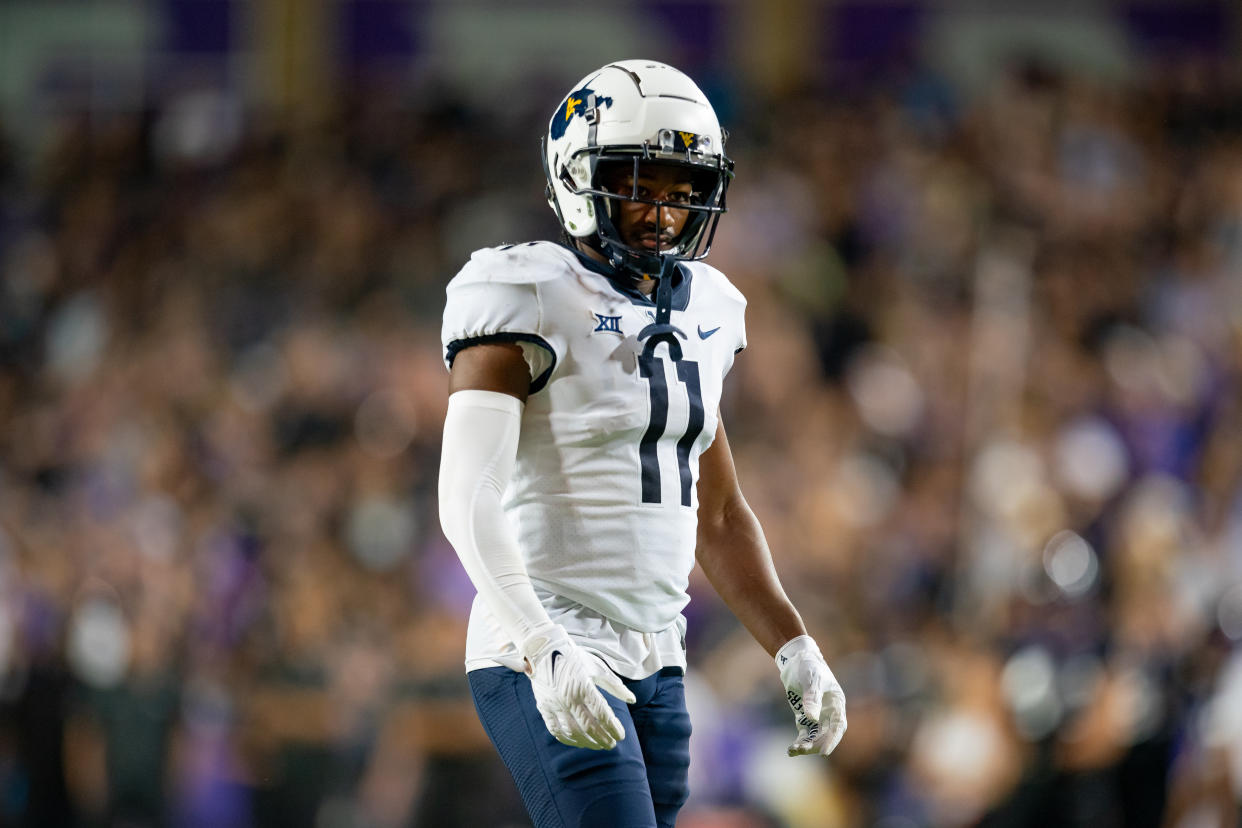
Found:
[678,131,699,149]
[550,86,614,140]
[593,313,623,335]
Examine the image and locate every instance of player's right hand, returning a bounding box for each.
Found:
[522,625,636,750]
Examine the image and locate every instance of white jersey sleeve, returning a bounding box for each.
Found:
[441,244,563,391]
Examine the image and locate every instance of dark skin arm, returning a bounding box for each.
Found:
[448,345,804,657]
[695,416,807,657]
[448,343,530,400]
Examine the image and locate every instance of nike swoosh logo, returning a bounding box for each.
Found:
[698,325,721,339]
[550,650,563,676]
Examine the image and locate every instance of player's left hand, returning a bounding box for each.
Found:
[775,635,847,757]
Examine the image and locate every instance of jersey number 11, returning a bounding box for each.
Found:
[639,355,704,507]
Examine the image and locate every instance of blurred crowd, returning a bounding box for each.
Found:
[1,51,1242,828]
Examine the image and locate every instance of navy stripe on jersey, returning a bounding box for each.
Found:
[638,353,668,504]
[445,333,557,393]
[673,360,705,507]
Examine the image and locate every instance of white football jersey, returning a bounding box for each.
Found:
[441,242,746,673]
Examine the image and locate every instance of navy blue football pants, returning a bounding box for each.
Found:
[468,665,691,828]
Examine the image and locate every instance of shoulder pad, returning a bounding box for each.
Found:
[683,260,746,308]
[452,242,570,287]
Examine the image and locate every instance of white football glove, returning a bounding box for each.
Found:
[776,635,848,757]
[522,625,637,750]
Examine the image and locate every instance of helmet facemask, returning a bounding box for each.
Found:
[586,154,731,279]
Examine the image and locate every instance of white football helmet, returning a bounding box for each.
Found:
[542,60,733,279]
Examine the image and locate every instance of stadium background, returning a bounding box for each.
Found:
[1,1,1241,826]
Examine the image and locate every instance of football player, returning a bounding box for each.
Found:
[438,60,846,828]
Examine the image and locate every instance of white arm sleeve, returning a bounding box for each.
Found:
[438,389,554,653]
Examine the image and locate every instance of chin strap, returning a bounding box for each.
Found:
[637,257,688,362]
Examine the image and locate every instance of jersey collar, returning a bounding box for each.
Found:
[559,242,693,312]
